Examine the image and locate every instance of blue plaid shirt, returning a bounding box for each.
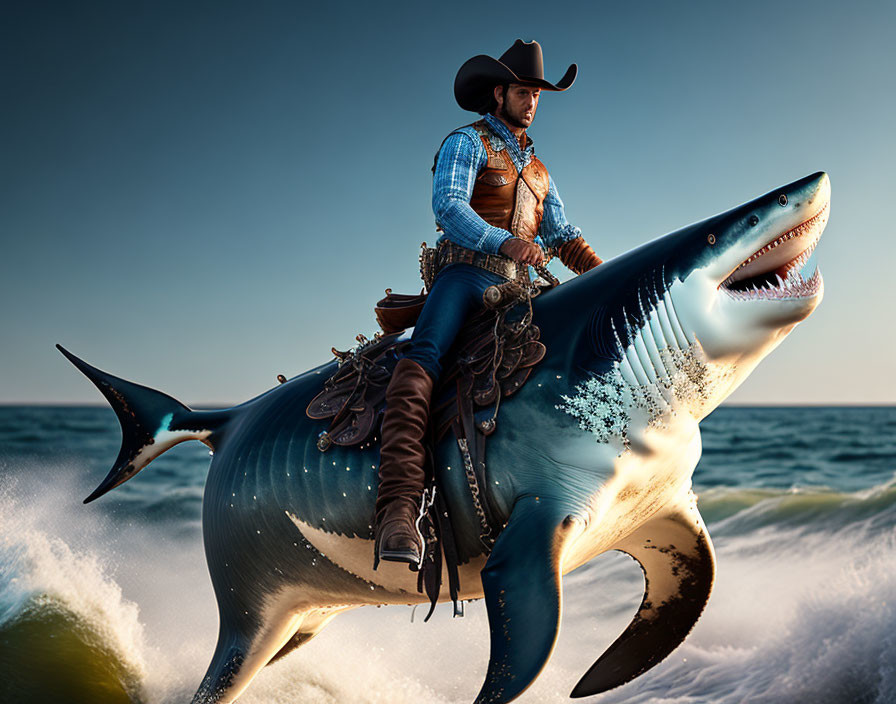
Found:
[432,113,583,255]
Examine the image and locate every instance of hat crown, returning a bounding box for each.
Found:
[498,40,545,82]
[453,39,576,112]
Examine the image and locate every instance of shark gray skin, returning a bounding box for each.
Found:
[58,171,829,704]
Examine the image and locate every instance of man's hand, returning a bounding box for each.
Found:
[499,237,544,266]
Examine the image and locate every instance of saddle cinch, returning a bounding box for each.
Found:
[304,272,555,618]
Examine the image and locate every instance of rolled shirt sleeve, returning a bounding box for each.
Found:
[537,174,583,250]
[432,131,514,255]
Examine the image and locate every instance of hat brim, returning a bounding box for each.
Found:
[454,55,577,112]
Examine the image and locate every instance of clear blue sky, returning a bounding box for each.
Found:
[2,0,893,404]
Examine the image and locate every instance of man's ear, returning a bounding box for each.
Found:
[493,84,504,109]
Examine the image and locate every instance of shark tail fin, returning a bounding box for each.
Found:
[56,344,233,504]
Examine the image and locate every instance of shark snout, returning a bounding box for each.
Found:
[806,171,830,204]
[791,171,829,219]
[712,172,829,299]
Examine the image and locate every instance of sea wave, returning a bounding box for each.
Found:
[696,478,896,534]
[0,492,148,703]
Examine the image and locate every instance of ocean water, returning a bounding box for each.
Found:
[0,405,894,704]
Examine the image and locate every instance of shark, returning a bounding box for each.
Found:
[58,171,829,703]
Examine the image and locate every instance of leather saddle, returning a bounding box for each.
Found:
[306,287,546,451]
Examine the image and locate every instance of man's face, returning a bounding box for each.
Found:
[495,83,540,129]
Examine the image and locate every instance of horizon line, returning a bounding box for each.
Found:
[1,401,894,409]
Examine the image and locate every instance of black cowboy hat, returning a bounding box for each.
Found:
[454,39,577,113]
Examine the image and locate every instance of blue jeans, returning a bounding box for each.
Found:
[404,264,506,380]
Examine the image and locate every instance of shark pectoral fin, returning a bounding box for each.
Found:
[571,498,716,698]
[475,496,575,704]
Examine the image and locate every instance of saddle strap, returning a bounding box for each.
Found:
[454,407,500,550]
[416,464,463,620]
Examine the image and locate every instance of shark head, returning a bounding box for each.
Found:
[546,171,829,423]
[663,171,828,408]
[666,171,827,349]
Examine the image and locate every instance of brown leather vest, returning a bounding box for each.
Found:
[467,120,551,242]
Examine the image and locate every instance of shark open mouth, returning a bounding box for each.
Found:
[720,202,828,300]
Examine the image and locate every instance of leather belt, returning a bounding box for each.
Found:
[435,239,528,283]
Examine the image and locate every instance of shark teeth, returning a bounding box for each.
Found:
[722,266,821,301]
[729,202,829,274]
[722,238,819,293]
[720,200,827,302]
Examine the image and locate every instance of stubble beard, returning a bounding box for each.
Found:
[498,102,531,130]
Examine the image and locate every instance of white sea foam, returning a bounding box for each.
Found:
[0,481,149,698]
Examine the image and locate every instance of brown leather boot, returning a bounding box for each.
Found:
[374,357,434,568]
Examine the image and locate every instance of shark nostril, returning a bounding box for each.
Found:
[778,194,788,206]
[749,215,759,226]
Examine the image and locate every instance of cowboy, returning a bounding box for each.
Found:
[374,39,603,566]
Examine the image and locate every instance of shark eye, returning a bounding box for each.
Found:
[778,194,788,206]
[707,233,716,245]
[749,215,759,226]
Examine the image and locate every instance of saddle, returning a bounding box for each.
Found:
[305,276,553,618]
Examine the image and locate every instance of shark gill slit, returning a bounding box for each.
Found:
[631,317,673,411]
[637,289,669,383]
[630,293,659,385]
[639,290,672,389]
[664,289,694,348]
[632,334,658,385]
[644,281,682,395]
[646,311,675,385]
[620,321,651,388]
[655,296,681,356]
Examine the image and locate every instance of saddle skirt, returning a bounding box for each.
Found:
[306,291,546,451]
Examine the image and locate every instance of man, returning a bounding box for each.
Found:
[374,39,603,567]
